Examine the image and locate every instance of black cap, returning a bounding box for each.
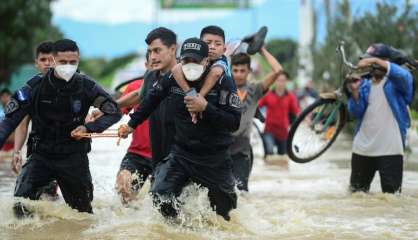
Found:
[180,38,208,62]
[360,43,391,59]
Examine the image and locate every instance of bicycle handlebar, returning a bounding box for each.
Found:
[337,41,386,75]
[337,41,358,70]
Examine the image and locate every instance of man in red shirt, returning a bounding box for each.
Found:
[258,72,300,156]
[116,78,153,204]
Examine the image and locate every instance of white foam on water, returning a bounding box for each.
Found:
[1,126,418,239]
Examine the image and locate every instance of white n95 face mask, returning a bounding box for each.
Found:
[55,64,78,81]
[182,63,204,81]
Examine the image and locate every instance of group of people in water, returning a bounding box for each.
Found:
[0,24,414,221]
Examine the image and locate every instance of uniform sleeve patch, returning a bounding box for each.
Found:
[229,92,242,108]
[219,90,228,105]
[100,100,119,114]
[93,96,107,108]
[4,98,19,115]
[16,88,29,102]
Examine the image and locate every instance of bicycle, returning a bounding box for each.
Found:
[286,41,388,163]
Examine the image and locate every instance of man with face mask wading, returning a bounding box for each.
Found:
[119,38,241,221]
[0,39,122,217]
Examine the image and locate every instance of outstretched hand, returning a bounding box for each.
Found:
[118,124,134,139]
[71,125,88,140]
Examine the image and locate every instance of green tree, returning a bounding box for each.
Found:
[266,38,299,79]
[312,0,418,108]
[0,0,62,84]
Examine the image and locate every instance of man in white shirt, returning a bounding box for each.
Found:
[347,43,413,194]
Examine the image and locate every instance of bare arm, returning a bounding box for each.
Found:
[14,115,30,153]
[260,46,282,91]
[199,66,224,97]
[117,91,140,108]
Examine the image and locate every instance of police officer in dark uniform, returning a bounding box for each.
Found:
[119,38,241,221]
[0,39,122,217]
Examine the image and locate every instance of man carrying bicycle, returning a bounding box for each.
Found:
[348,43,413,194]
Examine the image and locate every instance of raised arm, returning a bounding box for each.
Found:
[260,47,283,91]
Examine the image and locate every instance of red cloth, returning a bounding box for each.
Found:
[1,142,14,152]
[258,91,300,140]
[121,80,152,159]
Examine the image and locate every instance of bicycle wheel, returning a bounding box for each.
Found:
[287,98,347,163]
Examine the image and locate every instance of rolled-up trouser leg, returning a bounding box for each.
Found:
[150,154,189,219]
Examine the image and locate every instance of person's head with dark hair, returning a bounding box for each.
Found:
[360,43,391,80]
[275,71,290,94]
[200,25,226,61]
[180,37,209,82]
[145,27,177,73]
[52,39,80,82]
[144,51,151,70]
[0,88,12,107]
[35,41,54,75]
[200,25,225,42]
[53,39,79,55]
[231,53,251,87]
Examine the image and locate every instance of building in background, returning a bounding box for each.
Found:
[297,0,314,87]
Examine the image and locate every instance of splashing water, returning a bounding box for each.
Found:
[1,132,418,240]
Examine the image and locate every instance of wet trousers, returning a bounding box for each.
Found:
[350,153,403,194]
[150,153,237,221]
[13,152,93,217]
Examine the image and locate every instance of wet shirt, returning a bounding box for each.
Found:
[353,78,403,156]
[140,70,176,164]
[229,82,264,155]
[258,91,300,141]
[121,79,152,159]
[0,70,122,150]
[128,72,241,167]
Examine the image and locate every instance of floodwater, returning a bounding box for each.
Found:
[1,124,418,240]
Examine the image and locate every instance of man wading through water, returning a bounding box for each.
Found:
[348,43,413,194]
[0,39,121,217]
[119,38,241,221]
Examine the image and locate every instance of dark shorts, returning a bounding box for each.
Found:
[350,153,403,194]
[150,153,237,221]
[119,152,153,192]
[14,152,93,216]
